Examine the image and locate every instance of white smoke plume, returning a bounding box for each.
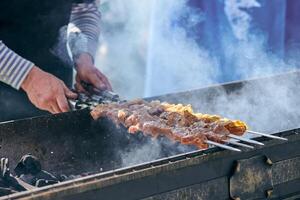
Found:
[93,0,299,167]
[144,0,219,97]
[224,0,261,40]
[96,0,221,98]
[120,139,162,167]
[96,0,296,98]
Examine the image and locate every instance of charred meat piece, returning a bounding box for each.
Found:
[91,100,248,149]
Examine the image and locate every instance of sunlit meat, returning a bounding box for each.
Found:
[90,99,248,149]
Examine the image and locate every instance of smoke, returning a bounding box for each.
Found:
[191,74,300,133]
[120,137,195,167]
[95,0,153,99]
[93,0,300,167]
[144,0,220,97]
[51,26,73,67]
[120,139,162,167]
[223,0,295,80]
[95,0,221,99]
[96,0,297,98]
[224,0,261,41]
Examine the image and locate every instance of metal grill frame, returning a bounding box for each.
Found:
[1,129,299,200]
[1,71,300,199]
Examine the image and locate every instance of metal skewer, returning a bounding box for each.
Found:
[228,134,264,146]
[224,140,254,149]
[247,130,288,141]
[206,140,241,152]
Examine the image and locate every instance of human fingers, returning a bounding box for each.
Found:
[56,94,70,113]
[89,73,106,90]
[63,84,78,99]
[96,70,112,91]
[75,80,87,94]
[75,75,88,93]
[50,102,61,114]
[37,97,58,114]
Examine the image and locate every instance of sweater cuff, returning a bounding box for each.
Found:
[0,41,35,90]
[14,63,34,90]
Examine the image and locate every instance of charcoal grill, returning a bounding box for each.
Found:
[0,71,300,200]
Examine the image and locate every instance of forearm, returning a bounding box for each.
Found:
[0,41,34,89]
[69,2,101,61]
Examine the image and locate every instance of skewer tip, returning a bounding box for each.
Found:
[247,130,288,141]
[206,140,242,152]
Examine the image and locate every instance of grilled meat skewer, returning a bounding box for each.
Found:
[91,99,248,149]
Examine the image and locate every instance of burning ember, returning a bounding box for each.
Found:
[0,155,86,196]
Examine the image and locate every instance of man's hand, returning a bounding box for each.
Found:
[21,66,77,114]
[75,53,112,93]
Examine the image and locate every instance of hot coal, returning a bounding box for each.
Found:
[0,154,87,197]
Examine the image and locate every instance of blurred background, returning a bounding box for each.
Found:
[94,0,300,99]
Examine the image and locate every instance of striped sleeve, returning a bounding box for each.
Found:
[69,2,101,61]
[0,41,34,90]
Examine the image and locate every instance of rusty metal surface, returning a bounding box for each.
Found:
[229,155,273,199]
[273,157,300,185]
[142,177,228,200]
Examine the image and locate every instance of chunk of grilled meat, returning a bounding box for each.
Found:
[91,99,247,149]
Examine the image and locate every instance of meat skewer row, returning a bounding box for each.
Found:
[90,99,248,149]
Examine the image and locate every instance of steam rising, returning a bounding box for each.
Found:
[189,74,300,133]
[94,0,299,167]
[120,140,162,167]
[120,137,194,167]
[144,0,219,96]
[224,0,261,40]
